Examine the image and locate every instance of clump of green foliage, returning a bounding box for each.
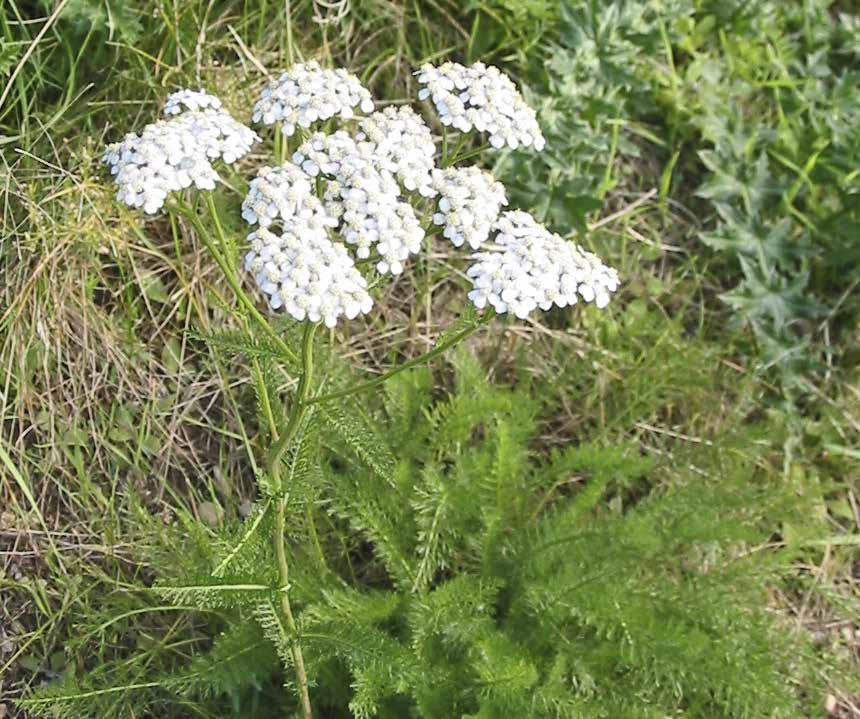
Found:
[21,350,825,718]
[495,0,860,390]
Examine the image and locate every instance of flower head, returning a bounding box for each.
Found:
[244,226,373,327]
[252,61,375,136]
[242,164,337,232]
[294,132,424,276]
[416,61,545,151]
[163,89,223,115]
[102,103,259,214]
[466,211,619,318]
[356,106,436,197]
[291,130,360,178]
[432,166,507,249]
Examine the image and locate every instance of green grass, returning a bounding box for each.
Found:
[2,0,859,716]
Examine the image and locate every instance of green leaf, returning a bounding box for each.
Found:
[212,500,272,578]
[319,401,394,480]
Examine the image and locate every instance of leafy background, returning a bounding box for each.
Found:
[1,0,859,717]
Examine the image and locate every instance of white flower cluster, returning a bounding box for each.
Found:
[163,89,223,115]
[293,132,424,275]
[467,211,619,318]
[417,61,545,151]
[102,105,259,214]
[432,166,507,249]
[252,61,375,136]
[241,164,337,232]
[291,130,359,177]
[356,106,436,196]
[244,226,372,326]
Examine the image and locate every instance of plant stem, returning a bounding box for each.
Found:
[275,495,313,719]
[447,142,489,165]
[442,133,468,167]
[307,311,493,406]
[268,322,316,486]
[284,0,294,65]
[269,322,317,719]
[175,194,313,713]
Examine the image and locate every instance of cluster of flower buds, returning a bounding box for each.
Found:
[163,89,223,115]
[103,99,258,214]
[241,164,337,232]
[432,166,507,249]
[417,61,545,151]
[355,106,437,197]
[466,211,619,318]
[244,226,373,326]
[252,61,374,136]
[294,133,424,276]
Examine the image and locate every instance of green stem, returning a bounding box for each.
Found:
[275,495,313,719]
[173,195,312,715]
[448,142,490,165]
[267,322,317,488]
[285,0,294,65]
[252,358,278,438]
[274,127,283,165]
[269,322,317,719]
[307,311,493,406]
[443,134,468,168]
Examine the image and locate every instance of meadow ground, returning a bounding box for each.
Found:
[1,1,859,717]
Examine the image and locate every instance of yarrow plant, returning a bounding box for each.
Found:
[96,59,619,718]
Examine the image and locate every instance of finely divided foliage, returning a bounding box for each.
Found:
[8,3,855,717]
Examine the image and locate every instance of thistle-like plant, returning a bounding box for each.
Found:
[92,61,619,717]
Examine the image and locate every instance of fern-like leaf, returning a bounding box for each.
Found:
[212,499,272,578]
[319,399,394,480]
[153,580,274,609]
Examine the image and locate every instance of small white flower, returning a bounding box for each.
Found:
[466,211,619,318]
[432,166,507,249]
[416,61,545,152]
[242,164,337,232]
[252,61,375,136]
[355,106,437,197]
[103,99,259,214]
[244,226,373,327]
[163,89,223,115]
